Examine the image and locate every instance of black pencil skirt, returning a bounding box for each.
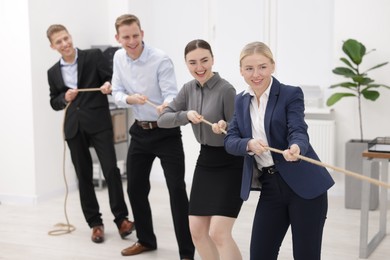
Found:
[189,144,244,218]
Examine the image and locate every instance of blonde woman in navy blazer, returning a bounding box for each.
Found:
[224,42,334,260]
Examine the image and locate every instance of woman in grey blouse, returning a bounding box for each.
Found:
[158,39,243,260]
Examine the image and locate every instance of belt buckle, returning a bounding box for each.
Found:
[268,168,276,174]
[139,122,148,129]
[149,122,153,129]
[264,166,276,175]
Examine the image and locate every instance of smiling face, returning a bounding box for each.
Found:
[115,22,144,60]
[239,42,276,97]
[240,53,275,93]
[49,29,75,63]
[185,47,214,86]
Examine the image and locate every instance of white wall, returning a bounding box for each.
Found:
[1,0,389,204]
[276,0,334,89]
[0,0,36,203]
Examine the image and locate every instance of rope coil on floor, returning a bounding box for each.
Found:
[48,102,76,236]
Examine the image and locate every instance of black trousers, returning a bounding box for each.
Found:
[250,171,328,260]
[127,123,195,259]
[67,128,129,228]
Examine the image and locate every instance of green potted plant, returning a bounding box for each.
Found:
[327,39,389,209]
[327,38,389,141]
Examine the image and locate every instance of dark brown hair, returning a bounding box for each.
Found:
[184,39,214,59]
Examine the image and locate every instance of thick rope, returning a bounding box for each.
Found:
[146,99,390,189]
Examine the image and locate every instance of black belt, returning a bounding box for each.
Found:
[136,120,158,130]
[261,165,278,175]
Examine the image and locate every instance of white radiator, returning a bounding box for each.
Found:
[305,119,335,166]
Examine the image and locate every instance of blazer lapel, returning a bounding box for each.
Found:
[242,93,253,137]
[77,49,84,88]
[53,62,66,87]
[264,77,280,139]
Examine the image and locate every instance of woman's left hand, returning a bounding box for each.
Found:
[157,102,168,114]
[211,120,227,134]
[283,144,300,161]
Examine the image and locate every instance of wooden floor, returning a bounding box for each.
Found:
[1,172,389,260]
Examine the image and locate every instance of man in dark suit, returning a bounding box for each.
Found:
[46,24,134,243]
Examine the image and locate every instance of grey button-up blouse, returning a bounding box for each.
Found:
[158,72,237,147]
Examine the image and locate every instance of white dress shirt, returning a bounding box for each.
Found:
[245,78,274,168]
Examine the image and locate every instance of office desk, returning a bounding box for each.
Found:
[359,151,390,258]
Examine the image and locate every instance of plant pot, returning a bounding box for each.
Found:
[344,140,379,210]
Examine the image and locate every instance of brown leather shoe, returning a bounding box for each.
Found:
[121,242,155,256]
[91,225,104,243]
[118,219,135,239]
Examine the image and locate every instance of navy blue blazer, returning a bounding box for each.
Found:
[224,77,334,201]
[47,48,113,139]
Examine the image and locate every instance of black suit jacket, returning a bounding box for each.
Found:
[48,48,113,139]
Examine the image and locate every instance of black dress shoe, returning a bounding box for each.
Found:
[91,225,104,243]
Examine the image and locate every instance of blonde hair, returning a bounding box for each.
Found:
[115,14,141,33]
[239,41,275,66]
[46,24,68,43]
